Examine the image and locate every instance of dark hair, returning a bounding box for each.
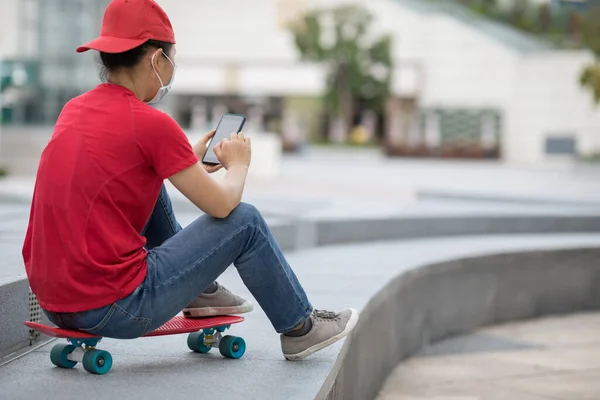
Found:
[98,39,173,81]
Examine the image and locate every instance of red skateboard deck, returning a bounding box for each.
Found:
[25,315,243,339]
[25,315,246,375]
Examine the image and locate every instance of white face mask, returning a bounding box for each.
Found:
[148,52,176,105]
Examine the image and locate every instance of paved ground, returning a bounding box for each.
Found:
[4,147,600,206]
[377,312,600,400]
[274,148,600,205]
[2,234,600,399]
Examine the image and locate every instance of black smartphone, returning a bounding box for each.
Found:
[202,113,247,166]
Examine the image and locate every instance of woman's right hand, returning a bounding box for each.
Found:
[213,132,251,170]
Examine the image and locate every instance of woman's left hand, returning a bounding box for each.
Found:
[193,130,223,174]
[203,163,223,174]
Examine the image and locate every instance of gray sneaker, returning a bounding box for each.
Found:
[281,308,359,361]
[182,283,254,318]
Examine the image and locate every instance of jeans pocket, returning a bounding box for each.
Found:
[68,304,117,333]
[43,309,65,328]
[93,303,151,339]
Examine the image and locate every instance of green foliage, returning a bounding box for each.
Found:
[580,63,600,104]
[578,6,600,105]
[292,12,326,61]
[451,0,598,49]
[538,4,552,33]
[580,153,600,162]
[289,5,393,119]
[0,166,7,177]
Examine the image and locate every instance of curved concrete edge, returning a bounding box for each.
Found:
[316,247,600,400]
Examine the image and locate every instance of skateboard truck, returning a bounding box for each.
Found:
[185,324,246,359]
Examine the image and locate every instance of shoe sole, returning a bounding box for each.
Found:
[182,301,254,318]
[283,308,359,361]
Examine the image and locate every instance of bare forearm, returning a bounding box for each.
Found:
[220,164,248,211]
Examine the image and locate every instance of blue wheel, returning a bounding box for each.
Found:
[218,335,246,359]
[50,343,78,368]
[82,349,112,375]
[187,332,212,353]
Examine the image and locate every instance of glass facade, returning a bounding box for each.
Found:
[37,0,110,123]
[2,0,110,125]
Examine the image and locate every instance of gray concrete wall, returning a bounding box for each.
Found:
[317,247,600,400]
[0,279,31,358]
[0,279,51,359]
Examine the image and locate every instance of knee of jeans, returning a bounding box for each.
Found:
[231,202,262,222]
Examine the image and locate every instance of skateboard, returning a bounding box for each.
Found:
[24,315,245,375]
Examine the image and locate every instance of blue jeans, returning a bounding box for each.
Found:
[44,185,313,339]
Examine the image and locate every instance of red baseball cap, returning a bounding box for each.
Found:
[76,0,176,54]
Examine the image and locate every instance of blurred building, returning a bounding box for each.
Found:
[0,0,109,125]
[2,0,600,165]
[155,0,419,152]
[158,0,600,164]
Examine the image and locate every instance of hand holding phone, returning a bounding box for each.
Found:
[213,132,251,170]
[202,113,250,169]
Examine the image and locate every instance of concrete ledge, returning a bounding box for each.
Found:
[418,190,600,208]
[315,215,600,246]
[318,247,600,400]
[0,280,31,358]
[0,279,51,359]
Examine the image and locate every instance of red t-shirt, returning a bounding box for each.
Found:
[22,83,199,313]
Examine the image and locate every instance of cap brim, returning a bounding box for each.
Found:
[76,36,149,53]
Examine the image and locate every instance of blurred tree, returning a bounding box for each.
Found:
[567,11,582,43]
[537,4,551,33]
[509,1,528,28]
[580,64,600,104]
[456,0,496,14]
[580,5,600,106]
[289,5,393,142]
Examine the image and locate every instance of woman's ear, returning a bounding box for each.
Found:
[150,48,163,70]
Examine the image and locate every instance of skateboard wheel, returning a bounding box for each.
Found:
[187,332,212,353]
[82,349,112,375]
[219,336,246,359]
[50,344,78,369]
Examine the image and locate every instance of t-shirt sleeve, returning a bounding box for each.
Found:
[135,110,199,180]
